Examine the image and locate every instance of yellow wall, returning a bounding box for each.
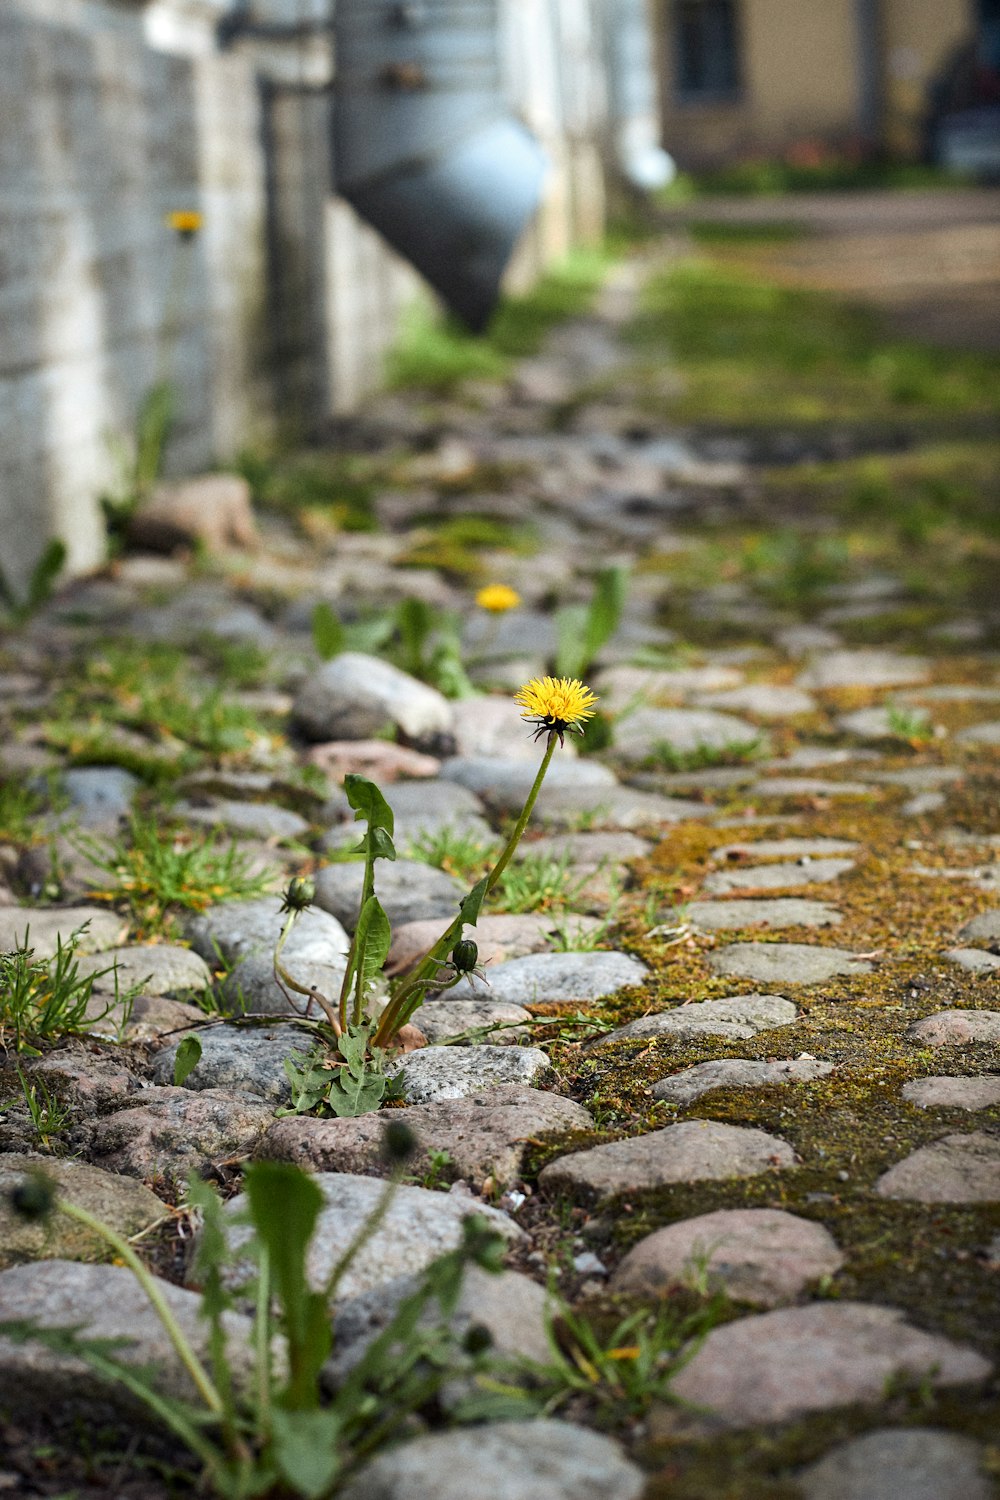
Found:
[881,0,975,155]
[742,0,859,138]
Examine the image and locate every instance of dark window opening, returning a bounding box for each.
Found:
[673,0,740,101]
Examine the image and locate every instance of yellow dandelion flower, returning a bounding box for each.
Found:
[514,676,598,745]
[476,583,522,612]
[166,209,203,237]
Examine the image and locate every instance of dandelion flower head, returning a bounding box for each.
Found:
[514,676,598,745]
[167,210,203,237]
[476,583,521,613]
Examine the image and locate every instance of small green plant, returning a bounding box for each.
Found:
[554,566,628,680]
[0,928,136,1055]
[405,826,500,884]
[101,381,174,546]
[0,539,67,626]
[741,530,849,608]
[82,811,272,932]
[492,848,580,915]
[0,1065,72,1149]
[391,598,475,699]
[885,705,934,743]
[2,1147,510,1498]
[647,736,765,772]
[0,780,45,843]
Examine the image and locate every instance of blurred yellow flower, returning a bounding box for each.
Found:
[166,210,203,237]
[476,584,522,613]
[514,676,598,744]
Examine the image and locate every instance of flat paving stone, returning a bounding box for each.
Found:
[613,707,763,764]
[220,952,349,1018]
[152,1023,307,1102]
[795,649,930,690]
[176,799,311,842]
[84,1086,273,1181]
[592,663,743,712]
[517,830,653,864]
[388,1044,551,1103]
[753,777,878,798]
[611,1207,843,1307]
[703,857,855,894]
[707,943,873,984]
[447,949,648,1005]
[713,837,858,861]
[600,993,797,1045]
[797,1427,993,1500]
[77,943,212,996]
[653,1057,833,1105]
[687,898,843,930]
[338,1421,645,1500]
[875,1131,1000,1202]
[0,905,129,959]
[694,684,818,718]
[946,946,1000,971]
[668,1302,990,1428]
[0,1155,165,1270]
[439,756,615,814]
[902,1076,1000,1110]
[531,783,706,829]
[58,766,139,826]
[836,706,932,740]
[411,999,533,1044]
[538,1120,796,1198]
[907,1010,1000,1046]
[957,908,1000,951]
[258,1085,592,1188]
[387,912,593,975]
[956,720,1000,745]
[183,896,350,966]
[313,859,465,931]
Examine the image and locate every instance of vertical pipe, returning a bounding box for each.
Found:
[855,0,884,150]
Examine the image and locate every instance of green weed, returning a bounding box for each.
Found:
[0,540,67,625]
[647,736,765,772]
[238,450,379,535]
[404,827,500,885]
[0,928,136,1055]
[0,781,45,843]
[0,1065,71,1149]
[741,529,849,607]
[493,848,580,915]
[554,566,629,680]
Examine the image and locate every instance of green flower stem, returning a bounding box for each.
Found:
[55,1198,226,1419]
[274,909,341,1034]
[372,731,557,1047]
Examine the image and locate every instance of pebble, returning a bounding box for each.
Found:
[944,947,1000,972]
[593,663,743,711]
[313,859,465,930]
[339,1421,645,1500]
[0,1154,165,1269]
[292,651,454,746]
[225,1173,522,1303]
[84,1086,273,1180]
[668,1302,990,1428]
[707,943,874,984]
[611,1207,843,1306]
[687,898,843,930]
[795,650,930,690]
[875,1131,1000,1203]
[957,908,1000,950]
[220,952,349,1017]
[447,949,648,1006]
[183,896,350,967]
[797,1428,994,1500]
[176,799,311,842]
[388,1044,552,1103]
[694,684,817,718]
[76,943,212,997]
[902,1076,1000,1109]
[0,905,129,959]
[703,857,855,894]
[152,1023,309,1102]
[58,766,139,826]
[599,993,797,1045]
[538,1120,796,1197]
[955,720,1000,744]
[258,1085,592,1187]
[653,1057,833,1105]
[907,1010,1000,1046]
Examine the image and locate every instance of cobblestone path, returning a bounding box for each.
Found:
[0,220,998,1498]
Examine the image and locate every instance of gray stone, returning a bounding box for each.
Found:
[956,720,1000,745]
[411,1000,532,1044]
[59,767,139,826]
[374,778,487,820]
[614,707,762,764]
[130,473,259,553]
[292,652,454,746]
[703,857,855,895]
[907,1010,1000,1046]
[774,624,842,654]
[713,837,858,861]
[653,1057,833,1105]
[226,1173,522,1304]
[797,1428,993,1500]
[0,905,129,960]
[796,650,930,690]
[439,755,616,814]
[387,913,589,976]
[538,1120,796,1197]
[314,859,465,931]
[339,1421,645,1500]
[517,830,653,865]
[221,952,349,1018]
[0,1261,256,1422]
[593,663,743,712]
[532,784,706,830]
[611,1208,843,1306]
[177,800,310,842]
[903,791,947,816]
[695,684,817,718]
[687,898,843,931]
[868,766,963,789]
[875,1132,1000,1202]
[84,1086,273,1181]
[389,1045,552,1103]
[902,1076,1000,1110]
[258,1085,592,1187]
[945,947,1000,972]
[183,896,350,967]
[152,1023,309,1102]
[447,950,648,1006]
[753,777,877,798]
[110,993,204,1045]
[0,1155,165,1269]
[957,909,1000,951]
[449,696,549,760]
[707,943,873,984]
[669,1302,990,1428]
[600,993,797,1045]
[77,943,212,997]
[16,1044,143,1110]
[837,706,932,740]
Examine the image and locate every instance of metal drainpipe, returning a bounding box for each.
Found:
[855,0,884,151]
[331,0,548,332]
